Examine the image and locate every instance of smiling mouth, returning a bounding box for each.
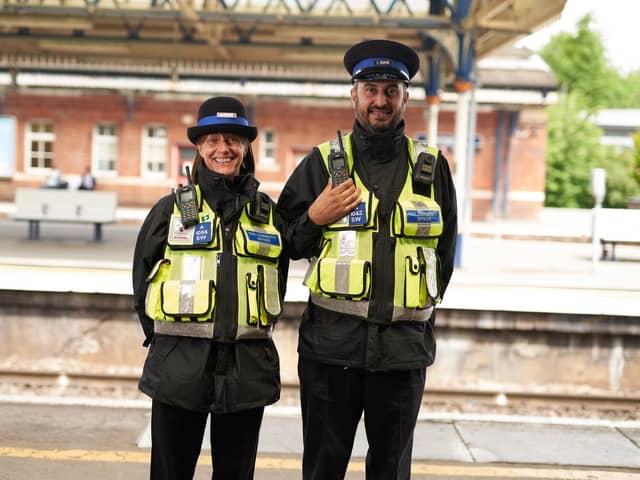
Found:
[213,157,233,164]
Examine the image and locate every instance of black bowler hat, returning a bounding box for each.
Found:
[344,39,420,83]
[187,96,258,144]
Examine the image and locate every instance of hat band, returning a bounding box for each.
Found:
[198,115,249,127]
[352,57,409,81]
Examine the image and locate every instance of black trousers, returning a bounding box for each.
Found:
[150,399,264,480]
[298,357,426,480]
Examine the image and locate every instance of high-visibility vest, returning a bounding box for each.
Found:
[145,185,283,339]
[304,133,442,322]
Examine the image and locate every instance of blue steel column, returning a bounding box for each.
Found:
[421,33,441,145]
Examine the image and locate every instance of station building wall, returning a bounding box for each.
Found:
[1,90,547,220]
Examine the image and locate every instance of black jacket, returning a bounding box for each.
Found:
[132,167,289,413]
[277,120,457,370]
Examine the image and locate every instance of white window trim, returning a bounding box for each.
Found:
[92,123,119,178]
[141,124,168,179]
[258,128,279,172]
[24,120,55,174]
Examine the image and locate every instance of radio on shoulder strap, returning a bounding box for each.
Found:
[249,191,271,224]
[413,150,437,186]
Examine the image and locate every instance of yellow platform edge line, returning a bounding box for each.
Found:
[0,447,638,480]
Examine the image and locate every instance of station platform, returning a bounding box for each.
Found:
[0,203,639,476]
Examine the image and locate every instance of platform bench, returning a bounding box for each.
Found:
[14,188,118,241]
[595,208,640,261]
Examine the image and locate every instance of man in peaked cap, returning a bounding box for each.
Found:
[277,39,458,479]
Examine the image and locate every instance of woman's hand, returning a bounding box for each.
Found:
[308,178,362,226]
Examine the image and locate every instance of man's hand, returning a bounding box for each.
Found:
[308,178,362,226]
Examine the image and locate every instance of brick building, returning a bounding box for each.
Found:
[0,47,556,220]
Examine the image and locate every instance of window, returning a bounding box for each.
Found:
[258,128,277,169]
[92,124,118,176]
[25,121,54,170]
[141,125,168,177]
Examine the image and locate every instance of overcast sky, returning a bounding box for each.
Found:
[517,0,640,74]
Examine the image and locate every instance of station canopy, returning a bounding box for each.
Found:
[0,0,566,87]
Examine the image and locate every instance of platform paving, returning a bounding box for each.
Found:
[1,204,639,472]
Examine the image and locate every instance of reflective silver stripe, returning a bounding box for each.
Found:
[251,226,272,257]
[392,305,433,322]
[412,200,431,237]
[422,247,439,298]
[263,266,281,316]
[334,260,351,295]
[310,292,369,317]
[154,321,214,338]
[179,281,195,313]
[310,292,433,322]
[237,324,273,339]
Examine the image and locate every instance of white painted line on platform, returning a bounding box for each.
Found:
[1,394,638,429]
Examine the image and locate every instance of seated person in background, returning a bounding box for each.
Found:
[43,161,68,189]
[79,165,96,190]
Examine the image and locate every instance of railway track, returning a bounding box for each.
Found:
[0,369,638,421]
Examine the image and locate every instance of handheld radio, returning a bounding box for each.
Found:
[174,165,199,228]
[328,130,349,187]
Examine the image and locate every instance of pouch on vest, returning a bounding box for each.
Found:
[244,265,281,327]
[160,279,215,322]
[316,258,371,300]
[145,258,171,320]
[403,255,428,309]
[392,199,443,238]
[235,217,282,261]
[418,246,440,301]
[167,213,220,250]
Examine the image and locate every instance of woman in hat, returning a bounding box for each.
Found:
[132,96,289,480]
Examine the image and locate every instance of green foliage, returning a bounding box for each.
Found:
[633,130,640,187]
[598,145,640,208]
[540,16,625,109]
[545,93,604,207]
[541,15,640,207]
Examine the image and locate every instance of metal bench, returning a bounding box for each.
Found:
[594,208,640,261]
[14,188,118,241]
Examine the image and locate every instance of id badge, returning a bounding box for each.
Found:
[349,202,367,227]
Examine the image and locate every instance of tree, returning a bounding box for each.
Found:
[545,92,604,207]
[633,130,640,187]
[540,15,640,208]
[540,15,625,110]
[599,144,640,208]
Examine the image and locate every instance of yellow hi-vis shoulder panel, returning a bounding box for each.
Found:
[306,136,442,322]
[145,187,282,339]
[316,135,378,231]
[167,187,220,250]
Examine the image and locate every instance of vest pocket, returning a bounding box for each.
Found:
[418,247,440,301]
[316,258,371,300]
[392,200,443,238]
[160,280,215,321]
[235,222,282,261]
[404,255,428,308]
[245,265,281,328]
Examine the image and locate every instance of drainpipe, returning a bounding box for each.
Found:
[492,111,505,218]
[502,111,519,218]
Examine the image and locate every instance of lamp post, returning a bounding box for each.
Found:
[590,168,606,266]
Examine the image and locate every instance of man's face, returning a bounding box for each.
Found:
[351,79,409,132]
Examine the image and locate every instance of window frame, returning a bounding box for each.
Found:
[24,120,55,173]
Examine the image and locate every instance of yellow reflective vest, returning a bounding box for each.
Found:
[304,133,442,322]
[145,185,283,339]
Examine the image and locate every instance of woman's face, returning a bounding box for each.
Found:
[197,133,247,177]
